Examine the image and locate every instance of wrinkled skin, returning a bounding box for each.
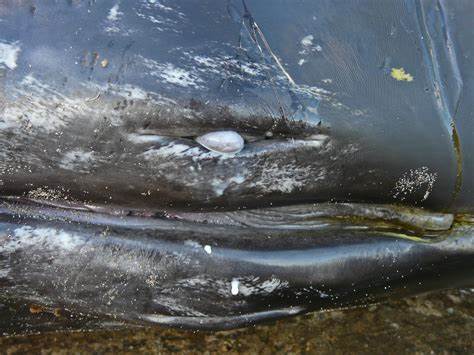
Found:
[0,0,473,332]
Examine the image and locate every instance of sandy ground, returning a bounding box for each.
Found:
[1,289,473,354]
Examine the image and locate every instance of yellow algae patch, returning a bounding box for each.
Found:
[391,67,414,82]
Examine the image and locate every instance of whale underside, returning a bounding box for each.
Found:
[0,0,473,332]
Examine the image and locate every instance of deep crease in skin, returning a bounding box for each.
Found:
[409,0,464,208]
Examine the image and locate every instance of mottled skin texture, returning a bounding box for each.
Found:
[0,0,473,332]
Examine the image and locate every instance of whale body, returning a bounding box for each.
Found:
[0,0,473,332]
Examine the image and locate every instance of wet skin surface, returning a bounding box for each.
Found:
[0,0,473,331]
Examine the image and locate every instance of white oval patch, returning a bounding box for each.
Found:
[196,131,244,155]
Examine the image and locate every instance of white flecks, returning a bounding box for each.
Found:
[1,75,149,132]
[59,149,95,173]
[114,84,149,100]
[298,34,322,65]
[107,4,123,21]
[0,41,20,70]
[231,279,240,295]
[196,131,244,155]
[145,274,159,287]
[203,245,212,254]
[27,187,68,201]
[138,56,205,88]
[142,143,190,159]
[5,226,84,253]
[237,277,289,297]
[160,63,203,88]
[104,3,129,34]
[393,167,437,202]
[141,142,219,163]
[193,55,220,73]
[190,53,268,80]
[252,160,326,194]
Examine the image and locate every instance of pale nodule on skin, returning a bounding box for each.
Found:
[196,131,245,155]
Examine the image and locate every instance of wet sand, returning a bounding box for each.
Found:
[1,289,473,354]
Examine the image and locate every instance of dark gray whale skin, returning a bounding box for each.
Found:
[0,0,473,332]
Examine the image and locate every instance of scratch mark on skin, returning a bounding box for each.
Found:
[240,9,295,86]
[85,91,101,102]
[228,0,325,127]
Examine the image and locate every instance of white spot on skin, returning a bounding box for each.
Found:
[203,245,212,254]
[196,131,244,155]
[231,279,239,295]
[107,4,123,21]
[298,34,322,62]
[301,35,314,47]
[0,41,20,70]
[104,3,130,34]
